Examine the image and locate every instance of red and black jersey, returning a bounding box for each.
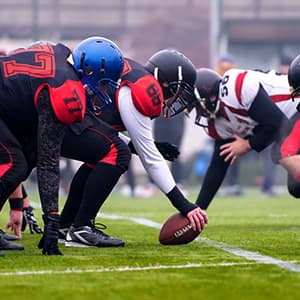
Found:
[99,58,163,131]
[0,42,86,136]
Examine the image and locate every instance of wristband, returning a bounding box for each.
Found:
[9,197,24,211]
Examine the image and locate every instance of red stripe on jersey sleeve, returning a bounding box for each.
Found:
[235,71,248,104]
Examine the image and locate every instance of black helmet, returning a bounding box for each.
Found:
[145,49,196,118]
[189,68,222,126]
[288,54,300,101]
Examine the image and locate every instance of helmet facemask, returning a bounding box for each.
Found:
[156,66,194,119]
[191,85,220,127]
[290,85,300,102]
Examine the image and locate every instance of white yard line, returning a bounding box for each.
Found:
[6,204,298,276]
[0,262,259,276]
[98,213,300,273]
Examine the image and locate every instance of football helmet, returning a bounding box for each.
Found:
[288,54,300,101]
[145,49,196,118]
[72,36,124,112]
[188,68,222,126]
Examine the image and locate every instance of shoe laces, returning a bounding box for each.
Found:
[90,221,109,237]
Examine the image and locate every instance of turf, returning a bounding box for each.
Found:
[0,188,299,300]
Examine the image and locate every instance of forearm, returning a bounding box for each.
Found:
[196,141,230,209]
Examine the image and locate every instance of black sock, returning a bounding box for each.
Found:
[73,163,122,227]
[60,164,92,227]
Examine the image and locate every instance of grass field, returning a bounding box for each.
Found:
[0,187,299,300]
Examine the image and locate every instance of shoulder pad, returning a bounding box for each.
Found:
[35,80,86,124]
[128,74,163,118]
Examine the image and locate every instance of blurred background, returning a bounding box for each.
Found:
[2,0,300,193]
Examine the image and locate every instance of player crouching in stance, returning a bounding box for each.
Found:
[0,36,124,256]
[185,66,300,210]
[58,49,208,248]
[280,54,300,197]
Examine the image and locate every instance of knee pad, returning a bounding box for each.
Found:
[100,138,131,174]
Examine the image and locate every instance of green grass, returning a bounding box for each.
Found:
[0,188,300,300]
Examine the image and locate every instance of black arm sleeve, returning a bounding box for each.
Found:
[248,84,289,152]
[195,139,231,209]
[166,186,197,216]
[36,89,66,213]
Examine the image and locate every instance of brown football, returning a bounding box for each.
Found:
[159,212,201,245]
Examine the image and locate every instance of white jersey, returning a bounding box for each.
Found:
[206,69,300,140]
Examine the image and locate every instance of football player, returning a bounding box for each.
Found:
[280,54,300,197]
[186,67,300,209]
[0,36,124,256]
[58,49,208,248]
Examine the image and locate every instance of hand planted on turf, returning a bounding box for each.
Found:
[219,134,251,165]
[38,235,63,255]
[38,214,63,255]
[187,207,208,232]
[6,209,22,239]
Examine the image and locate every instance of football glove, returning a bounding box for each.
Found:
[22,206,43,234]
[154,142,180,161]
[128,141,180,161]
[38,214,63,255]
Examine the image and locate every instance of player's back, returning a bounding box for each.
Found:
[0,42,77,134]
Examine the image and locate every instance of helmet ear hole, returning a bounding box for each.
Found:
[85,69,93,76]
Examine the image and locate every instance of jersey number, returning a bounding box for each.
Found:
[220,75,229,97]
[147,83,161,106]
[3,51,55,78]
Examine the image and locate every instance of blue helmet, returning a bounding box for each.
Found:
[72,36,124,112]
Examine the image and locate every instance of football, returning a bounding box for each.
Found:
[159,212,201,245]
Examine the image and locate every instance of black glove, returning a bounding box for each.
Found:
[128,141,180,161]
[154,142,180,161]
[22,206,43,234]
[38,214,63,255]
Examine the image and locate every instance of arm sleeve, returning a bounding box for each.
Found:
[36,89,66,213]
[118,86,176,194]
[195,139,231,209]
[248,84,289,152]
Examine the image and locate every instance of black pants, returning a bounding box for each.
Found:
[60,113,131,227]
[0,118,34,210]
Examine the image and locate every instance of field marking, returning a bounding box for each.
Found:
[98,213,300,273]
[0,262,260,276]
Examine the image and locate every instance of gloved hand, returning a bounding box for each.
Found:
[128,141,180,161]
[38,214,63,255]
[22,206,43,234]
[154,142,180,161]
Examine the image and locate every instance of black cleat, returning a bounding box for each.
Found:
[0,235,24,250]
[58,227,69,244]
[0,229,19,241]
[65,222,125,248]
